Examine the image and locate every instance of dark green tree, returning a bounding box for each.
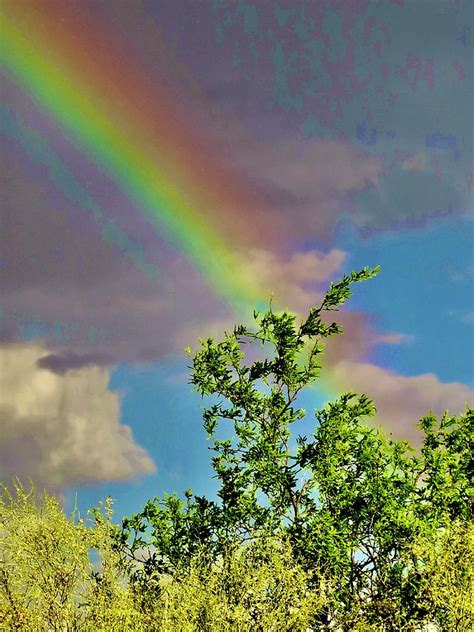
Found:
[119,266,473,630]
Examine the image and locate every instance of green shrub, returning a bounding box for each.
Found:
[152,534,325,631]
[0,482,142,631]
[412,519,474,631]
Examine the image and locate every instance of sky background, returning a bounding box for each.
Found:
[0,0,473,520]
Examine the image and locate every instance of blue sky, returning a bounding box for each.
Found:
[337,216,474,384]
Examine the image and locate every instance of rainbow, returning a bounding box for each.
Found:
[0,1,275,317]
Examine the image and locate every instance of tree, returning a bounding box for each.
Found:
[119,266,473,630]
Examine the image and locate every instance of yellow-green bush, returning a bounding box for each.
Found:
[0,484,324,631]
[1,482,472,631]
[153,536,325,631]
[413,519,474,632]
[0,482,142,631]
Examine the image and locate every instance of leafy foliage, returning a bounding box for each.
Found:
[412,518,474,630]
[119,266,473,630]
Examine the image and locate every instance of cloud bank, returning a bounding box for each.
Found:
[0,343,155,492]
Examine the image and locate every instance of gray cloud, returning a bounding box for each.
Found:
[124,0,473,235]
[37,351,114,374]
[1,130,385,372]
[0,152,225,370]
[232,138,382,239]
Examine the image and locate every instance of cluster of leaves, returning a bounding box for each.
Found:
[3,484,471,632]
[119,267,473,630]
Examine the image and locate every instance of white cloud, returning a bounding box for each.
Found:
[0,342,155,492]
